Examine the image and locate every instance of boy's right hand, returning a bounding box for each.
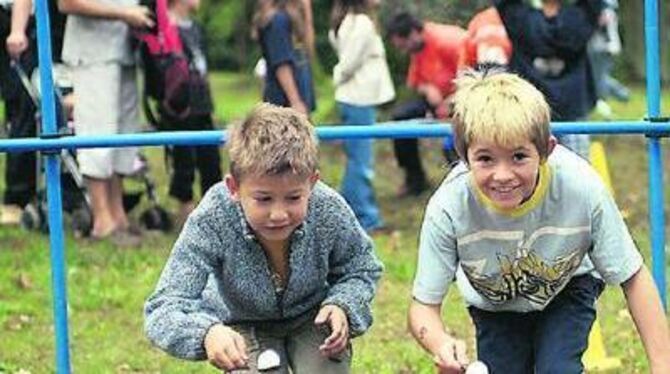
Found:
[121,5,155,29]
[6,32,29,60]
[433,336,468,374]
[204,323,249,371]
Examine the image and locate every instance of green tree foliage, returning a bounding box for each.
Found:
[199,0,256,70]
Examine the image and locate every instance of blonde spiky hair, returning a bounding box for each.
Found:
[451,68,552,161]
[227,103,318,180]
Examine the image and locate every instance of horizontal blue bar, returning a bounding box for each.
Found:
[1,121,669,153]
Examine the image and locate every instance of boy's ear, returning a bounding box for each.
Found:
[224,174,240,201]
[546,135,558,157]
[309,171,320,187]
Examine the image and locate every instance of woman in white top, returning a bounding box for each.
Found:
[329,0,395,233]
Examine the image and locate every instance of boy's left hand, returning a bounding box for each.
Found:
[314,304,349,357]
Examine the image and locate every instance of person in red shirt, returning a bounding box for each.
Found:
[462,6,511,67]
[386,12,466,197]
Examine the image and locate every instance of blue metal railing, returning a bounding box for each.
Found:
[0,0,664,371]
[2,122,670,153]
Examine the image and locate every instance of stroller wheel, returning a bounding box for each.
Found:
[20,203,41,231]
[140,206,173,232]
[71,207,93,238]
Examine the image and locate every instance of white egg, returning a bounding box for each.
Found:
[257,348,281,371]
[465,360,489,374]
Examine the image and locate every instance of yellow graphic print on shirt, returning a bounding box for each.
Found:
[461,248,584,305]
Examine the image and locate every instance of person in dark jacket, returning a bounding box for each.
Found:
[495,0,602,160]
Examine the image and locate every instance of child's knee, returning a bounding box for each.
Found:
[287,318,352,373]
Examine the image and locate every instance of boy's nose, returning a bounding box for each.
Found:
[269,207,289,221]
[493,164,515,182]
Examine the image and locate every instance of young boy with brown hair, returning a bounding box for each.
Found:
[145,103,383,372]
[408,69,670,373]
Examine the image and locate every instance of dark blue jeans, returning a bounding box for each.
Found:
[337,102,383,231]
[468,274,605,374]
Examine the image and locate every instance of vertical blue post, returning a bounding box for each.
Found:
[34,0,72,370]
[644,0,666,308]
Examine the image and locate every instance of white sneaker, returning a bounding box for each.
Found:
[595,100,613,119]
[0,204,23,225]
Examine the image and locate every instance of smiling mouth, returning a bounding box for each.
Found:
[266,225,290,230]
[492,186,518,194]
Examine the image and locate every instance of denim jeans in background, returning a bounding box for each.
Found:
[468,274,604,374]
[557,134,591,161]
[557,115,591,161]
[337,102,383,231]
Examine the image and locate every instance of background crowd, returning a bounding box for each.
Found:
[0,0,629,243]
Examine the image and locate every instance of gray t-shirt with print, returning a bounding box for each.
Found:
[413,145,642,312]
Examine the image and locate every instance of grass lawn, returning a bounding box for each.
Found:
[0,71,669,373]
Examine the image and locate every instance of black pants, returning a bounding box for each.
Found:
[161,114,222,203]
[391,98,432,194]
[1,14,38,207]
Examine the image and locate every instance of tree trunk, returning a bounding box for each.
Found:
[620,0,669,83]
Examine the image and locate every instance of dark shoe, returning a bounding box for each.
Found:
[109,228,142,248]
[367,225,396,237]
[397,181,430,198]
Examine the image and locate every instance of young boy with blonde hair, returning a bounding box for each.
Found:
[145,104,383,372]
[408,69,670,373]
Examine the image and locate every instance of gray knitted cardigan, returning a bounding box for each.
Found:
[144,181,383,360]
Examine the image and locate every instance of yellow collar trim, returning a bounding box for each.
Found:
[472,162,551,218]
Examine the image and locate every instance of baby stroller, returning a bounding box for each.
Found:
[12,62,172,236]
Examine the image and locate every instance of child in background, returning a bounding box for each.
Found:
[252,0,315,115]
[145,104,383,372]
[329,0,395,233]
[408,69,670,373]
[161,0,221,226]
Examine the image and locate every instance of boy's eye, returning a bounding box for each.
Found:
[286,195,302,202]
[254,196,272,203]
[513,152,529,161]
[475,155,493,163]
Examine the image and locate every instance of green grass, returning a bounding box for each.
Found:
[1,73,669,373]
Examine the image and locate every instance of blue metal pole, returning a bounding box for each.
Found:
[33,0,72,370]
[4,122,670,153]
[648,140,666,307]
[644,0,666,308]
